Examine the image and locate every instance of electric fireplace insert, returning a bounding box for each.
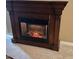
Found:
[19,17,48,43]
[6,0,68,51]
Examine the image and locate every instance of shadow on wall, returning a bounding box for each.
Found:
[6,10,12,34]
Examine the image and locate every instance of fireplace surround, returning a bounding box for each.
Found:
[6,0,68,51]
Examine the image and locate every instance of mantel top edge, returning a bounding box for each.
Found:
[6,0,68,2]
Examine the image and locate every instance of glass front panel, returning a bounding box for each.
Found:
[27,24,47,39]
[20,22,48,43]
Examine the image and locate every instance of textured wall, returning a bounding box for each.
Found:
[6,0,72,42]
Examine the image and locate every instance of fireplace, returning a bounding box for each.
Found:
[6,0,68,51]
[19,17,48,43]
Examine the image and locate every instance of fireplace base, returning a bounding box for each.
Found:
[12,38,58,51]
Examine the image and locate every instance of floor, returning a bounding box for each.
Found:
[16,42,73,59]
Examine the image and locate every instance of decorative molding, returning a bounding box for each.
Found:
[53,8,62,16]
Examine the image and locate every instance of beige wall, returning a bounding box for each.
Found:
[6,0,73,42]
[59,0,73,42]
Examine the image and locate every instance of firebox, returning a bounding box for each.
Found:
[6,0,68,51]
[19,17,48,43]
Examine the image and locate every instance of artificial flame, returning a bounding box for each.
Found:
[28,31,43,38]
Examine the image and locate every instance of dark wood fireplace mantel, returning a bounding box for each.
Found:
[6,0,68,51]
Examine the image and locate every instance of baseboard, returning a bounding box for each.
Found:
[60,41,73,47]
